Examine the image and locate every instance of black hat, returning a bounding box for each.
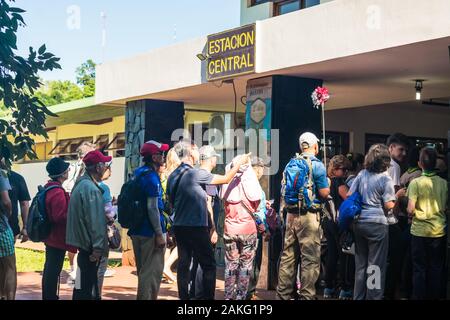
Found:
[46,157,70,178]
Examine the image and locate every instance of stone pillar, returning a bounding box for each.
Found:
[124,99,185,179]
[121,99,185,267]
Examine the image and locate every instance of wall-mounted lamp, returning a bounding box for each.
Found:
[415,79,424,101]
[196,53,210,61]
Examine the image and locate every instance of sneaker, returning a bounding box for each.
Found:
[323,288,335,299]
[338,289,353,300]
[104,269,116,278]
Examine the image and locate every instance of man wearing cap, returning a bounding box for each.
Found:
[188,145,221,299]
[66,150,111,300]
[277,132,330,300]
[167,141,251,300]
[128,140,168,300]
[42,158,77,300]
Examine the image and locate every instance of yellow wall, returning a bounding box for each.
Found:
[25,115,126,162]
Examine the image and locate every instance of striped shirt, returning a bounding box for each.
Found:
[0,171,15,257]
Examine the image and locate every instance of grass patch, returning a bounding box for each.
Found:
[15,248,122,272]
[16,248,69,273]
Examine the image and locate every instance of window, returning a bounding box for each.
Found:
[251,0,270,5]
[104,133,126,157]
[365,133,448,155]
[95,135,110,152]
[320,131,350,159]
[49,137,94,161]
[274,0,320,15]
[275,0,301,15]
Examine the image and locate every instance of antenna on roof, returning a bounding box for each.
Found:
[173,24,177,43]
[100,11,107,63]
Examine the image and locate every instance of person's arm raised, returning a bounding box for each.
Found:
[210,153,252,185]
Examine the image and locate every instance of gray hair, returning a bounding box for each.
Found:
[173,140,194,160]
[77,142,97,159]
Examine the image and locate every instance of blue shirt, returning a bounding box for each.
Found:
[304,153,329,203]
[254,190,268,229]
[129,166,166,237]
[99,182,112,204]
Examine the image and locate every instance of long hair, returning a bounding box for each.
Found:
[364,144,391,173]
[166,148,181,176]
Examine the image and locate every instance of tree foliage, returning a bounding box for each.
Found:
[0,0,61,166]
[76,59,96,97]
[34,80,84,107]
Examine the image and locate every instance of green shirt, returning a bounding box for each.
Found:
[407,174,448,238]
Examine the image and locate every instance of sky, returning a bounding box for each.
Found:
[14,0,240,82]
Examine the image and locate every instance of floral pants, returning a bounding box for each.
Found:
[224,233,258,300]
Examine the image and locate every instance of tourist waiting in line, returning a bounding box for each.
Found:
[407,147,448,300]
[394,146,421,299]
[42,158,77,300]
[63,142,97,286]
[220,153,262,300]
[128,140,169,300]
[97,161,117,296]
[246,157,271,300]
[385,133,410,300]
[323,155,353,300]
[348,144,396,300]
[0,162,15,300]
[162,148,181,284]
[167,140,250,300]
[6,170,30,243]
[66,150,111,300]
[277,132,330,300]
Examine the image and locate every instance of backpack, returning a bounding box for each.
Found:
[27,185,63,243]
[281,154,316,212]
[117,169,151,230]
[338,191,362,232]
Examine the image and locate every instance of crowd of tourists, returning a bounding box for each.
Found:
[0,132,448,300]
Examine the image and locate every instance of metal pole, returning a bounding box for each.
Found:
[322,102,327,168]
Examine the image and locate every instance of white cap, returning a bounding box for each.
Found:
[199,145,221,161]
[299,132,320,148]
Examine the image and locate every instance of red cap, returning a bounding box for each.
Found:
[140,140,169,157]
[83,150,112,166]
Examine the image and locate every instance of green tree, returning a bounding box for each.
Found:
[34,80,84,107]
[0,0,61,166]
[76,59,96,97]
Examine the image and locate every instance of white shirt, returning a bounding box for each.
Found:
[387,158,401,187]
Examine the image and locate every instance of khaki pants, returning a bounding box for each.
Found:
[277,212,321,300]
[0,254,17,300]
[131,235,165,300]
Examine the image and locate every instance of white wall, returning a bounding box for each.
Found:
[14,157,126,199]
[96,37,206,105]
[96,0,450,106]
[326,103,450,154]
[256,0,450,73]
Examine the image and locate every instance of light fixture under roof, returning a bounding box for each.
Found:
[414,79,424,101]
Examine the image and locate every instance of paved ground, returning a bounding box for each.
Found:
[15,241,277,300]
[16,266,277,300]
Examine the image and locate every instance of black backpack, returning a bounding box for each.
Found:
[117,169,151,230]
[27,185,63,243]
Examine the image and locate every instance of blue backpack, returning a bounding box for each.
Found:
[282,154,316,212]
[338,191,362,232]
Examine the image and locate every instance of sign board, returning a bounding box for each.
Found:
[206,24,256,81]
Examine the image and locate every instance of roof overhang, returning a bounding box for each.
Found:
[95,0,450,110]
